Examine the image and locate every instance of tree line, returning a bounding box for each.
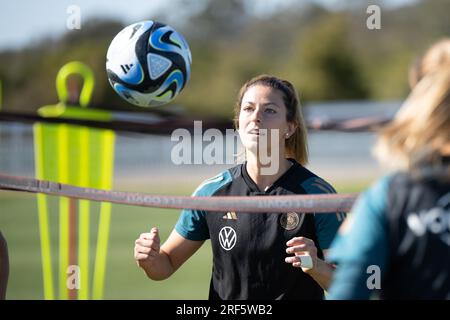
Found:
[0,0,449,118]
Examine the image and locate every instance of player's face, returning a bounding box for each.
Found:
[238,85,292,153]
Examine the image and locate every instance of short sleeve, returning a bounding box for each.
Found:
[301,177,346,250]
[175,209,209,241]
[174,170,232,241]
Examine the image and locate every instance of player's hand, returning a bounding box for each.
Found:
[134,227,160,267]
[285,236,318,273]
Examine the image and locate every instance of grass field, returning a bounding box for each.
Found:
[0,178,371,300]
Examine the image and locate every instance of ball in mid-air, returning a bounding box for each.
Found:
[106,20,192,107]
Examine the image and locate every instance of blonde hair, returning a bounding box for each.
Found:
[374,39,450,171]
[233,74,309,165]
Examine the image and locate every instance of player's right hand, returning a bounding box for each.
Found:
[134,227,160,266]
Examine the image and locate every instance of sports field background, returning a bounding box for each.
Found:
[0,105,384,299]
[0,177,370,300]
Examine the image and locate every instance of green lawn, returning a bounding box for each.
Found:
[0,179,371,300]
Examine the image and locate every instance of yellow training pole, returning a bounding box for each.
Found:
[92,130,115,300]
[78,127,90,300]
[35,61,114,300]
[57,125,70,300]
[54,61,95,300]
[33,124,55,300]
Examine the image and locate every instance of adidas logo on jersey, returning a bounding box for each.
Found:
[223,211,237,220]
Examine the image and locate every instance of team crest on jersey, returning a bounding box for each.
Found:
[219,226,237,250]
[280,212,304,230]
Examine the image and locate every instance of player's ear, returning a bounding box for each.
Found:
[286,121,297,138]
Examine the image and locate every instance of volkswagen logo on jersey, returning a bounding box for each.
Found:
[219,226,237,251]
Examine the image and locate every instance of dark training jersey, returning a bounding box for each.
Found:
[175,159,345,300]
[328,162,450,299]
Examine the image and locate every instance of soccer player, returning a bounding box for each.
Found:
[134,75,345,299]
[327,39,450,299]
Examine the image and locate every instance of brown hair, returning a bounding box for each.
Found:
[409,39,450,88]
[233,74,309,165]
[374,39,450,170]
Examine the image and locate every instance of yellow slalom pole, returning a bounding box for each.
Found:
[78,127,90,300]
[33,124,55,300]
[92,130,115,299]
[58,125,70,300]
[37,60,115,300]
[54,61,96,299]
[56,62,94,108]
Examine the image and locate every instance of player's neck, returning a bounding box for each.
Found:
[245,152,292,192]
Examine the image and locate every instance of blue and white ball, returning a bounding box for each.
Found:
[106,20,192,107]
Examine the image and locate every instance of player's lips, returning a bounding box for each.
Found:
[248,129,265,135]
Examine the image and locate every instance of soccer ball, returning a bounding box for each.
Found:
[106,20,192,107]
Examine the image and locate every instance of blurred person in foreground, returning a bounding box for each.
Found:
[134,74,345,299]
[327,39,450,299]
[0,231,9,300]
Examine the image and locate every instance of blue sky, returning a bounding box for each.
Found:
[0,0,417,51]
[0,0,169,50]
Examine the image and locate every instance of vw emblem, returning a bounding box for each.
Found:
[219,226,237,251]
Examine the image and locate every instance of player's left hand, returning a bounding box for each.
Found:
[285,236,318,273]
